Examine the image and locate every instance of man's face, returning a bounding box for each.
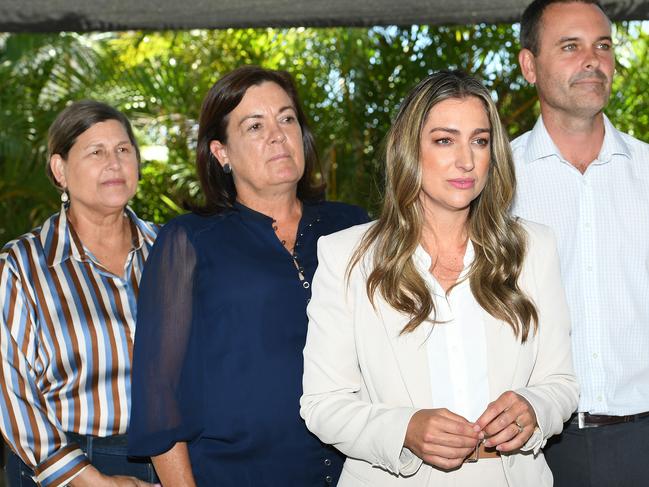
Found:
[519,2,615,119]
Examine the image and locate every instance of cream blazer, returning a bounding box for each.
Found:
[300,220,578,487]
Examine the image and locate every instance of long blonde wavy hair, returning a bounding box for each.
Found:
[349,71,538,342]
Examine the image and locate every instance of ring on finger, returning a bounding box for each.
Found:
[514,419,524,434]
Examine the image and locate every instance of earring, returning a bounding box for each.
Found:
[223,163,232,174]
[60,190,69,204]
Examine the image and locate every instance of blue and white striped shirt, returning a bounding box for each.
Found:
[0,206,158,487]
[511,115,649,416]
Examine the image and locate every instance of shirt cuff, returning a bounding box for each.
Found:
[515,388,546,454]
[398,447,423,476]
[33,444,90,487]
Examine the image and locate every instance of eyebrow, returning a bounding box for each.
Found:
[428,127,490,135]
[237,105,296,127]
[556,35,612,45]
[83,140,132,149]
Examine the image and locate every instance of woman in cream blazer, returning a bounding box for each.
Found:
[300,71,578,487]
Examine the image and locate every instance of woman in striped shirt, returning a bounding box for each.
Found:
[0,101,160,487]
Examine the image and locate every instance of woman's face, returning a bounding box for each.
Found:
[50,119,139,215]
[418,96,491,217]
[211,81,305,201]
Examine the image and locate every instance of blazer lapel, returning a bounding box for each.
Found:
[483,311,522,400]
[376,300,433,409]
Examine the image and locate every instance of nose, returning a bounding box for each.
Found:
[106,149,123,170]
[268,121,287,144]
[583,46,601,71]
[455,143,475,172]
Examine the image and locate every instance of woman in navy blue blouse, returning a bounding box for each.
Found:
[128,66,368,486]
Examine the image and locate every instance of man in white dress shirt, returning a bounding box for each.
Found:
[511,0,649,485]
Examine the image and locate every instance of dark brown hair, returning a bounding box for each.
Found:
[520,0,608,54]
[192,65,324,215]
[46,100,140,189]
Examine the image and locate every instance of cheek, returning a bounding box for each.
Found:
[602,55,615,77]
[126,160,140,182]
[475,154,491,183]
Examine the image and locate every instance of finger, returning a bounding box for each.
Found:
[422,454,467,471]
[130,480,155,487]
[482,399,534,437]
[484,408,537,447]
[496,426,534,453]
[434,408,486,436]
[436,408,474,424]
[482,406,518,437]
[484,422,522,448]
[476,394,512,430]
[422,442,477,460]
[419,431,480,453]
[439,415,483,439]
[417,412,481,441]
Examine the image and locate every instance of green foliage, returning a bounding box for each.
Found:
[1,24,647,241]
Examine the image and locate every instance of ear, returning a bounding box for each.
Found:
[518,49,538,85]
[210,140,228,169]
[50,154,67,188]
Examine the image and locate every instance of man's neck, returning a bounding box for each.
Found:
[541,107,606,174]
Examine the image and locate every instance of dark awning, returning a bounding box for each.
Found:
[1,0,647,32]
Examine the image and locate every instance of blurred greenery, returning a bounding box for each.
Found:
[1,23,647,241]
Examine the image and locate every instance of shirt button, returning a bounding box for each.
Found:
[592,353,598,359]
[325,475,333,484]
[587,265,593,272]
[324,458,332,466]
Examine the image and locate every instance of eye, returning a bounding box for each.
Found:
[434,137,452,145]
[280,114,297,124]
[117,146,130,153]
[247,122,262,132]
[561,43,578,52]
[473,137,490,147]
[89,149,103,156]
[597,42,612,51]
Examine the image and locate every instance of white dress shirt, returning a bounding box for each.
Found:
[413,242,490,423]
[511,115,649,415]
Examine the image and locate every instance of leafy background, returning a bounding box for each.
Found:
[1,23,647,241]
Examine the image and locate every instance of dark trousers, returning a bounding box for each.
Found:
[544,414,649,487]
[3,434,157,487]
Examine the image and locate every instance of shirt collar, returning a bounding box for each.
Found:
[413,239,475,297]
[598,114,632,163]
[41,205,156,268]
[523,114,631,165]
[233,199,323,227]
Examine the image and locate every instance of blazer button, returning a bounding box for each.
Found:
[325,475,333,484]
[324,458,332,466]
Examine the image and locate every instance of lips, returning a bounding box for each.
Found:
[101,178,126,186]
[448,179,475,189]
[267,153,291,162]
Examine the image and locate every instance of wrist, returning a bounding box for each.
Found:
[69,465,103,487]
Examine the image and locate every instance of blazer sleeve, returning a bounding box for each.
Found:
[300,232,421,477]
[514,223,579,453]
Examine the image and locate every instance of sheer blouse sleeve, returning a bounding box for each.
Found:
[128,220,202,457]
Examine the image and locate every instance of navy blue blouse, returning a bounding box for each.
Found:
[128,200,368,486]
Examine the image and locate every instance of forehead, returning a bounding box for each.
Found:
[424,96,489,125]
[236,81,294,112]
[74,119,129,146]
[538,3,611,44]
